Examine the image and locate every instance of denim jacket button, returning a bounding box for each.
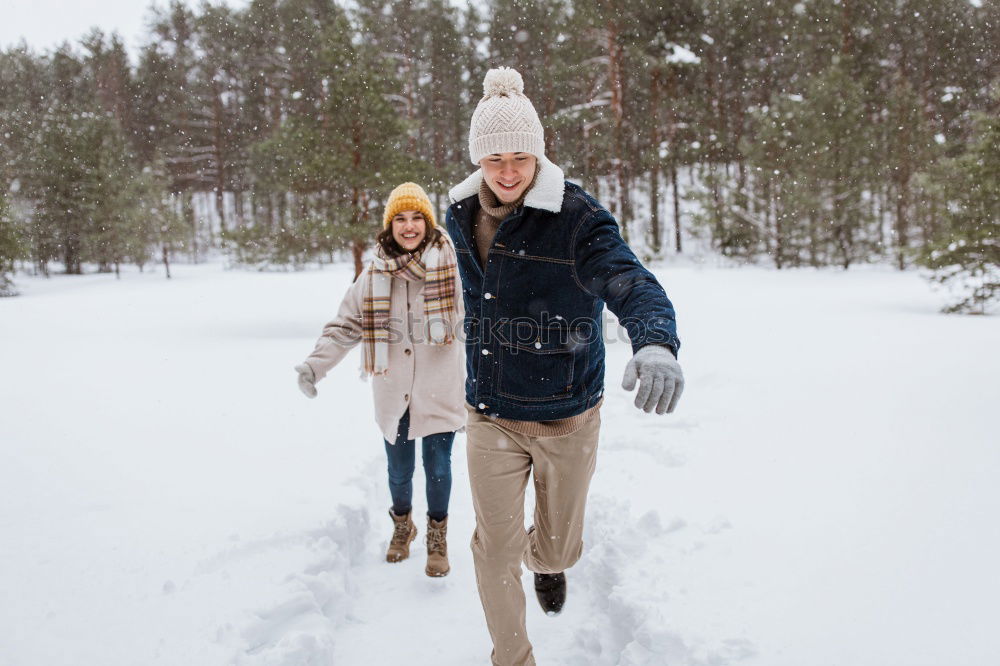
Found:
[478,403,487,409]
[481,349,490,355]
[484,292,492,300]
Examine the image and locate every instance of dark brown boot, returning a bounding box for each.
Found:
[425,516,450,577]
[534,572,566,616]
[386,509,416,563]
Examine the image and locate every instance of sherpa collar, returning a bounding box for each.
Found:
[448,155,565,213]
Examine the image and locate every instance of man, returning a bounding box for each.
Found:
[446,66,684,666]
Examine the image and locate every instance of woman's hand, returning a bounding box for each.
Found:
[294,363,318,398]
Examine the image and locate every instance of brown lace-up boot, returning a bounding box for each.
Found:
[386,509,417,563]
[425,516,450,577]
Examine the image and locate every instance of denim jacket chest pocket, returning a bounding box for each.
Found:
[496,325,577,402]
[492,251,580,319]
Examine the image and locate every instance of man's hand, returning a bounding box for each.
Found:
[294,363,317,398]
[621,345,684,414]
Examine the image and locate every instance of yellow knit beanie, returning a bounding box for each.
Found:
[382,182,436,229]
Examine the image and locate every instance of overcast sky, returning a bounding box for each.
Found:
[1,0,249,54]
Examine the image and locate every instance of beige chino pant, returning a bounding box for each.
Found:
[465,405,601,666]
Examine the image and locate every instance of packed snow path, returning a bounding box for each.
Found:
[2,261,998,665]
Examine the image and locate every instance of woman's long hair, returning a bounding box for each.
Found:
[375,225,444,259]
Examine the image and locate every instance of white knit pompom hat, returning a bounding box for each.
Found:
[468,67,545,165]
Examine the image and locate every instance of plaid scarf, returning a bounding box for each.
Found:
[362,235,458,376]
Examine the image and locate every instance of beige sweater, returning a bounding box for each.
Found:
[303,265,466,442]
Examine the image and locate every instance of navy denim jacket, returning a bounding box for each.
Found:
[446,165,680,422]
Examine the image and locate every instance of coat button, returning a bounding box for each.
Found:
[404,349,412,355]
[484,292,492,299]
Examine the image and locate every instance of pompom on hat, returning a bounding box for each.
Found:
[382,182,436,229]
[468,66,545,165]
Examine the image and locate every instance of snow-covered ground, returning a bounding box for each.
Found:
[2,260,998,666]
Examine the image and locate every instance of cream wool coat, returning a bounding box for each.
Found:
[303,262,466,443]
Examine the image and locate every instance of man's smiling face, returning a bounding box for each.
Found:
[480,152,537,203]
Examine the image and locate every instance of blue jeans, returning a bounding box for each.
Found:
[384,409,455,522]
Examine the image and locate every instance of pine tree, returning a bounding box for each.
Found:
[243,2,410,272]
[627,1,703,256]
[418,0,476,213]
[321,39,410,275]
[881,75,936,270]
[0,189,21,296]
[561,0,650,240]
[795,63,876,269]
[141,1,213,260]
[27,111,130,274]
[85,120,138,276]
[193,4,248,235]
[745,99,818,269]
[917,109,1000,314]
[0,46,49,187]
[80,30,134,135]
[350,0,476,218]
[130,158,189,278]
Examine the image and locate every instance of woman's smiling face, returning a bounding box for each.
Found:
[391,210,427,252]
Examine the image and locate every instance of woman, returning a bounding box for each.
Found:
[294,182,464,577]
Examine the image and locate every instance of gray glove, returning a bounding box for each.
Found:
[621,345,684,414]
[294,363,317,398]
